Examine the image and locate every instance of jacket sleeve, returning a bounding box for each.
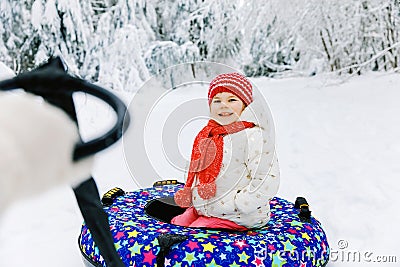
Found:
[234,128,280,214]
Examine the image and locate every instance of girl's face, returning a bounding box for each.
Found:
[210,92,245,125]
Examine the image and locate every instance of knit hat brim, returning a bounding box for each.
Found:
[208,86,250,106]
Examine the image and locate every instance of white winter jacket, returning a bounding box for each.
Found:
[191,103,280,228]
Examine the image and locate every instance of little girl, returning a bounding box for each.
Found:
[172,72,280,230]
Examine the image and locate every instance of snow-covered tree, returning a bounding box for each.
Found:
[1,0,400,86]
[82,0,155,91]
[374,1,400,70]
[240,0,301,76]
[148,0,242,69]
[0,0,39,72]
[316,0,400,74]
[33,0,94,73]
[0,0,94,73]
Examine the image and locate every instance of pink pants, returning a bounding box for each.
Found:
[171,207,248,231]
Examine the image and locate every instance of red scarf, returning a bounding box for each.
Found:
[174,119,255,207]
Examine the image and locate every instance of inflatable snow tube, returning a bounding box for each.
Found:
[79,183,329,267]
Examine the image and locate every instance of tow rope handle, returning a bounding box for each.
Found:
[0,57,128,267]
[0,57,129,161]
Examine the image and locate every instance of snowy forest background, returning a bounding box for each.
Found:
[2,2,400,266]
[1,0,400,92]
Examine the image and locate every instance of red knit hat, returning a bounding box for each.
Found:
[208,72,253,106]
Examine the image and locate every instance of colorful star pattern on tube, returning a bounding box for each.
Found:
[79,184,329,266]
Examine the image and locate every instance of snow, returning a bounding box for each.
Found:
[0,61,14,80]
[3,0,399,91]
[1,72,400,266]
[31,0,43,30]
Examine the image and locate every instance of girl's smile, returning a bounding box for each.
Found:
[218,111,233,116]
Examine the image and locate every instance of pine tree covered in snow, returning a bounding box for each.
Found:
[146,0,242,74]
[82,0,154,91]
[0,0,93,73]
[241,1,300,77]
[34,0,93,73]
[143,0,200,75]
[311,0,400,74]
[0,1,40,72]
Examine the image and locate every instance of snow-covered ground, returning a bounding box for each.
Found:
[1,71,400,266]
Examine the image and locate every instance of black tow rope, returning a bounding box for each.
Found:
[74,178,124,266]
[0,57,128,267]
[156,234,188,267]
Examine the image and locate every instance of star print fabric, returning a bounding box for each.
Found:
[79,184,329,267]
